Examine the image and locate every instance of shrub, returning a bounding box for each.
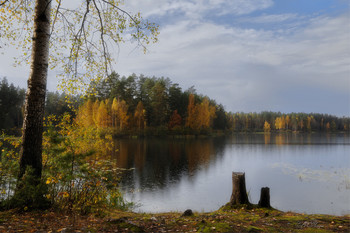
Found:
[0,113,130,214]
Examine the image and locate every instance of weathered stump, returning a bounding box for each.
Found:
[258,187,271,208]
[230,172,250,205]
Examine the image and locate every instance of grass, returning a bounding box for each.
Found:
[0,204,349,232]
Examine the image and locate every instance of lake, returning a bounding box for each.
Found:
[111,133,350,216]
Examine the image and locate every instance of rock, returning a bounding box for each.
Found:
[182,209,193,217]
[108,217,128,224]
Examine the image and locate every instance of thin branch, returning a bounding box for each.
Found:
[100,0,139,27]
[0,0,9,7]
[92,0,109,75]
[99,0,145,45]
[50,0,61,36]
[70,0,91,77]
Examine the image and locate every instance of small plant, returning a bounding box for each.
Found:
[0,113,130,214]
[43,113,127,214]
[0,134,20,209]
[9,167,50,210]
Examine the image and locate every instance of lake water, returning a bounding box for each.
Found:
[111,133,350,216]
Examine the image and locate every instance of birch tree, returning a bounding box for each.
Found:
[0,0,159,181]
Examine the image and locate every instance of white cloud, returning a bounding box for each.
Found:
[124,0,274,20]
[239,13,299,24]
[1,1,348,116]
[113,10,349,115]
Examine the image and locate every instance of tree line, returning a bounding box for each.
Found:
[230,111,349,132]
[77,72,220,134]
[1,75,349,135]
[0,78,25,134]
[71,73,350,134]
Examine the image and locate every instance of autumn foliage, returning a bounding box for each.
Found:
[1,76,349,136]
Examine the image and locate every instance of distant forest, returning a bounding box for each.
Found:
[1,75,349,135]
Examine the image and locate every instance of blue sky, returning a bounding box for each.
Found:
[1,0,349,116]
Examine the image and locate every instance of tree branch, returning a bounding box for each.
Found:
[0,0,9,7]
[99,0,144,48]
[50,0,61,35]
[92,0,109,75]
[69,0,91,77]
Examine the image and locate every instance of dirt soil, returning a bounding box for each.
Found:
[0,206,349,232]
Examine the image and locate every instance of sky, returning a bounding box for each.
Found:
[1,0,349,116]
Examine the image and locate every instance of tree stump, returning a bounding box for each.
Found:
[258,187,271,208]
[230,172,250,205]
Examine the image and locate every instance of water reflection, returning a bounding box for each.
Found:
[109,133,350,215]
[112,137,226,191]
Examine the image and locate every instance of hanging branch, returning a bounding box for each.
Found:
[0,0,9,7]
[92,0,110,75]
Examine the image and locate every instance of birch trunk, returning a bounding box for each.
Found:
[19,0,51,179]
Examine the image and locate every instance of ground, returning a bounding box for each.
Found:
[0,206,349,232]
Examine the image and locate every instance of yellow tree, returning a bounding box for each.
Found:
[275,117,281,130]
[111,98,119,128]
[197,97,215,129]
[92,99,100,127]
[105,99,113,127]
[96,100,109,128]
[264,121,271,132]
[307,116,312,131]
[134,101,146,130]
[275,116,286,130]
[281,116,286,130]
[75,99,94,127]
[1,0,159,181]
[118,100,129,130]
[186,94,197,129]
[112,99,129,130]
[285,115,290,130]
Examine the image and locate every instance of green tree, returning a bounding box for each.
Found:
[168,83,187,118]
[45,92,75,117]
[150,80,169,126]
[0,78,25,132]
[213,104,228,130]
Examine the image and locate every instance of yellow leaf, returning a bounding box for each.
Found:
[46,177,52,184]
